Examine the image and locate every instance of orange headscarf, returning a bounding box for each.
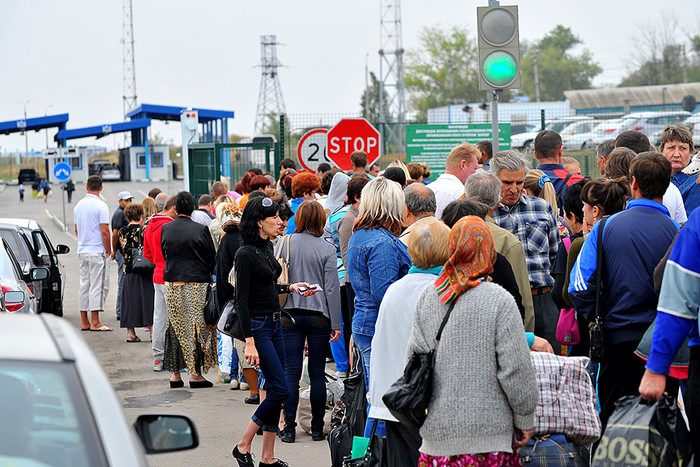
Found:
[434,216,496,304]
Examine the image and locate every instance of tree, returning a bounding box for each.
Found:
[520,26,602,101]
[405,25,483,121]
[360,72,389,124]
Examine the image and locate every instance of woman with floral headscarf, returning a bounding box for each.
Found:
[406,216,538,467]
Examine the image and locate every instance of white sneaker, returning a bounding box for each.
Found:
[230,379,240,390]
[240,381,250,390]
[153,360,164,372]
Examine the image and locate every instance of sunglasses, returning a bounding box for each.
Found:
[262,198,273,207]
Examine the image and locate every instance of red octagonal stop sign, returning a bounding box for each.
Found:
[326,118,381,171]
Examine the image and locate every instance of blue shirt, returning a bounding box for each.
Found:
[646,208,700,374]
[328,205,351,283]
[671,171,700,216]
[285,198,304,235]
[347,227,411,337]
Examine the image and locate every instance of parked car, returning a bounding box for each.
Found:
[682,113,700,148]
[511,116,593,151]
[511,123,537,136]
[0,219,69,316]
[0,313,199,465]
[99,164,121,181]
[617,111,691,138]
[0,239,47,314]
[17,168,40,184]
[560,120,599,151]
[585,118,626,146]
[88,159,112,176]
[1,290,25,313]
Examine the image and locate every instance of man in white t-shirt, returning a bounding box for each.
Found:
[427,142,480,219]
[73,175,112,332]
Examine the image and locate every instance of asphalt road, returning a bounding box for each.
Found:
[1,180,333,467]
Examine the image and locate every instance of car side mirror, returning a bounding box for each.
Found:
[134,414,198,454]
[30,267,49,281]
[55,244,70,255]
[3,291,25,304]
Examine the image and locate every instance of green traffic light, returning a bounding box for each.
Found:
[482,51,517,87]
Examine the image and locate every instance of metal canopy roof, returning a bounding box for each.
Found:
[564,83,700,110]
[56,118,151,141]
[0,113,69,135]
[126,103,234,122]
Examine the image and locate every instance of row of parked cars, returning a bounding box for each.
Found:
[511,110,698,152]
[0,218,200,464]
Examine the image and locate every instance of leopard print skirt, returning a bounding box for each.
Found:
[163,282,217,375]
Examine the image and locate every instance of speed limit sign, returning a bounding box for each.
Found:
[297,129,332,172]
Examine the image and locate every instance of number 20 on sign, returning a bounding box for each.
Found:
[297,129,330,172]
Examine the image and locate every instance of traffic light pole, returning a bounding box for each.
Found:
[491,89,501,154]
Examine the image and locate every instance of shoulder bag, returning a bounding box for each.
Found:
[131,226,155,274]
[382,299,458,428]
[203,282,219,326]
[556,237,579,346]
[589,216,608,363]
[275,235,291,307]
[217,250,245,340]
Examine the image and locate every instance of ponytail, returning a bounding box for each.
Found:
[524,169,558,214]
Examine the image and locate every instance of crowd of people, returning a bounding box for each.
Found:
[70,122,700,466]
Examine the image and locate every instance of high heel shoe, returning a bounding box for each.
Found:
[232,444,254,467]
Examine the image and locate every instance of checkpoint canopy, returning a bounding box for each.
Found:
[406,123,511,176]
[0,113,69,138]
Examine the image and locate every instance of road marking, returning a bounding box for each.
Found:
[137,189,148,198]
[45,209,77,240]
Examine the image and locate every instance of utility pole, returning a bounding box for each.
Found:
[682,44,688,83]
[533,53,541,102]
[122,0,138,119]
[44,105,53,148]
[254,35,287,136]
[378,0,406,152]
[23,100,30,158]
[365,53,370,119]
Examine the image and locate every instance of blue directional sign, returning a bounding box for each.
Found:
[53,162,72,181]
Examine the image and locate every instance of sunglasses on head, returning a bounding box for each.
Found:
[262,197,273,207]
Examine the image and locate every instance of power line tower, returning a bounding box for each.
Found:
[254,35,286,136]
[122,0,137,120]
[378,0,406,153]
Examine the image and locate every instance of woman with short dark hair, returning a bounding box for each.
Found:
[161,191,217,389]
[232,197,316,467]
[276,201,341,443]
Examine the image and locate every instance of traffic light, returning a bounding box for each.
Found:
[477,5,521,91]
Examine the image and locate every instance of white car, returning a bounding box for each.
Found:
[617,111,690,138]
[511,116,593,151]
[682,113,700,148]
[99,165,121,181]
[0,313,199,466]
[560,120,598,151]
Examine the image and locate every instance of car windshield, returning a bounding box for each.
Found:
[619,116,640,129]
[545,120,580,133]
[0,230,23,261]
[0,361,106,467]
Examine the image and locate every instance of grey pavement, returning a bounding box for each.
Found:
[1,179,333,467]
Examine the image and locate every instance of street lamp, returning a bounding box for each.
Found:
[23,100,30,158]
[45,105,53,148]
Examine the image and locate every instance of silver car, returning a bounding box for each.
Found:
[0,239,47,314]
[617,111,690,138]
[0,313,199,466]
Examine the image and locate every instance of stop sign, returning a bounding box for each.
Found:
[326,119,381,171]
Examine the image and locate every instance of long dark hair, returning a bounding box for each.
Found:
[239,197,280,244]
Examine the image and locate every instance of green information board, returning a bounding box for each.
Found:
[406,123,511,176]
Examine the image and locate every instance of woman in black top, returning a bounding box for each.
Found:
[161,191,217,389]
[232,197,314,467]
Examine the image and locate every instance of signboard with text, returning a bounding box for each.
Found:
[406,123,511,176]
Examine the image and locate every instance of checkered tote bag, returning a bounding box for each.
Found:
[530,352,602,446]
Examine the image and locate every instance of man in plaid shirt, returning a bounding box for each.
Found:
[491,150,560,353]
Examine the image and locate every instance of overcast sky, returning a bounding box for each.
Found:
[1,0,697,153]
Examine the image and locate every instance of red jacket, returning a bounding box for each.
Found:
[143,214,173,284]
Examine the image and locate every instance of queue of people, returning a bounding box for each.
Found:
[70,123,700,466]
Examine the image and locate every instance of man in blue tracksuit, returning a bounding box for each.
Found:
[569,152,680,426]
[639,208,700,458]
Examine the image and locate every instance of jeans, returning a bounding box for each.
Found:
[115,250,125,319]
[353,333,386,438]
[329,307,348,373]
[281,313,331,434]
[152,283,167,361]
[250,317,289,432]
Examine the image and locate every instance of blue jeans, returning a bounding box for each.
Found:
[250,317,289,432]
[353,333,386,438]
[281,313,331,434]
[329,312,348,373]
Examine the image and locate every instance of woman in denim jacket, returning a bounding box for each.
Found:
[347,177,411,437]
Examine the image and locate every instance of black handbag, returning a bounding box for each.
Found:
[341,419,385,467]
[203,282,219,325]
[345,345,367,438]
[131,227,155,274]
[589,216,608,363]
[217,299,245,341]
[382,299,457,429]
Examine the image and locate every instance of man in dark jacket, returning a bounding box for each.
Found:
[569,152,680,426]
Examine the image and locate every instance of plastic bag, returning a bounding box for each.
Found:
[344,346,367,438]
[592,395,692,467]
[217,331,233,382]
[297,387,334,435]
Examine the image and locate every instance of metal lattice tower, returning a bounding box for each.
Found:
[122,0,137,120]
[254,35,286,136]
[379,0,406,151]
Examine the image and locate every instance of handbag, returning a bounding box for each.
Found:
[556,237,580,346]
[203,282,219,326]
[530,352,601,445]
[217,299,245,341]
[131,227,155,274]
[275,235,291,307]
[382,299,457,429]
[635,319,690,380]
[520,434,584,466]
[589,216,608,363]
[341,419,385,467]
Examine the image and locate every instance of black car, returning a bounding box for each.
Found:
[17,168,40,184]
[0,220,69,316]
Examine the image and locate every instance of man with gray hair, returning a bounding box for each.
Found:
[465,171,535,333]
[399,183,436,246]
[155,192,169,213]
[595,139,615,176]
[490,150,560,353]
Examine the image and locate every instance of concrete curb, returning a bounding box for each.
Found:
[0,184,5,193]
[45,208,67,233]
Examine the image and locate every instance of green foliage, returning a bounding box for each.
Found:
[621,43,700,87]
[405,25,483,121]
[520,25,601,101]
[360,72,389,125]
